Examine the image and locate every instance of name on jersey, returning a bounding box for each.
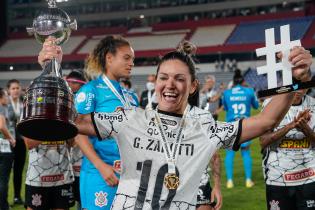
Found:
[41,174,64,182]
[133,137,194,156]
[279,138,310,149]
[229,96,247,101]
[284,168,315,182]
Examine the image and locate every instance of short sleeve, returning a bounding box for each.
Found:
[75,84,96,114]
[92,108,132,140]
[207,120,242,151]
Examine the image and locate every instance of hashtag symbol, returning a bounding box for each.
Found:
[256,24,301,89]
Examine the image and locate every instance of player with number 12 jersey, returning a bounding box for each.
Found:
[221,74,259,188]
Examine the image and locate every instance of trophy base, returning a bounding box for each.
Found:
[17,118,78,141]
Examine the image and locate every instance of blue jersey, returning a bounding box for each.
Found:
[75,75,139,173]
[222,85,259,122]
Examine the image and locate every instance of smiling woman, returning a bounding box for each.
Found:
[76,41,312,209]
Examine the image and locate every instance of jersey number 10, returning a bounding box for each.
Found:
[135,160,179,209]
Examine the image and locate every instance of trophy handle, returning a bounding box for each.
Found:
[40,58,61,78]
[26,27,35,35]
[69,20,77,31]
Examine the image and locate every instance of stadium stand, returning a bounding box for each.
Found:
[190,24,235,47]
[226,16,314,45]
[0,36,86,57]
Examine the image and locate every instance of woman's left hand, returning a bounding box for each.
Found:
[288,46,312,81]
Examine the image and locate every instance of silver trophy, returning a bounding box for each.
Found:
[17,0,78,141]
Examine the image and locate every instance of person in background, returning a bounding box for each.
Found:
[6,79,25,205]
[120,79,138,100]
[75,42,312,209]
[66,70,87,210]
[23,137,75,210]
[139,74,157,109]
[221,70,259,189]
[38,35,139,210]
[0,88,16,210]
[199,75,224,120]
[260,89,315,210]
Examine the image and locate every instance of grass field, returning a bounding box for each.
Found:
[8,108,267,210]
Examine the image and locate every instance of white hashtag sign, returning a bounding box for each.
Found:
[256,24,301,89]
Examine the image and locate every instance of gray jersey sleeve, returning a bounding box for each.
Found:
[207,120,242,150]
[92,108,132,140]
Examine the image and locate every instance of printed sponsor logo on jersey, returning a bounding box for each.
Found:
[76,92,86,103]
[209,123,235,134]
[279,138,310,149]
[61,188,73,197]
[160,118,177,126]
[41,141,65,145]
[32,194,42,207]
[97,113,123,122]
[95,191,108,207]
[85,93,95,110]
[41,174,65,182]
[113,160,121,174]
[284,168,315,182]
[269,200,280,210]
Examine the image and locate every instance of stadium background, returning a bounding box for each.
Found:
[1,0,315,209]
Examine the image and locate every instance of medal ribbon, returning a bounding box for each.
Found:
[154,105,190,174]
[102,75,131,108]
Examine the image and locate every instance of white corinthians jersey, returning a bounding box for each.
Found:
[93,106,241,209]
[262,95,315,186]
[26,141,74,187]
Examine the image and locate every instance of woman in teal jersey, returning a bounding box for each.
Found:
[39,35,138,210]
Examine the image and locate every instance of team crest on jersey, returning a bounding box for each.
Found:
[95,191,108,207]
[32,194,42,207]
[113,160,121,174]
[269,200,280,210]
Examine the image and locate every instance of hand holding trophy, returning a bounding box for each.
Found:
[17,0,78,141]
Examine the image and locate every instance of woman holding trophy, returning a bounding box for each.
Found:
[73,41,312,209]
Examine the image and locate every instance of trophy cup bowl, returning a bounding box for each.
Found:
[17,1,78,141]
